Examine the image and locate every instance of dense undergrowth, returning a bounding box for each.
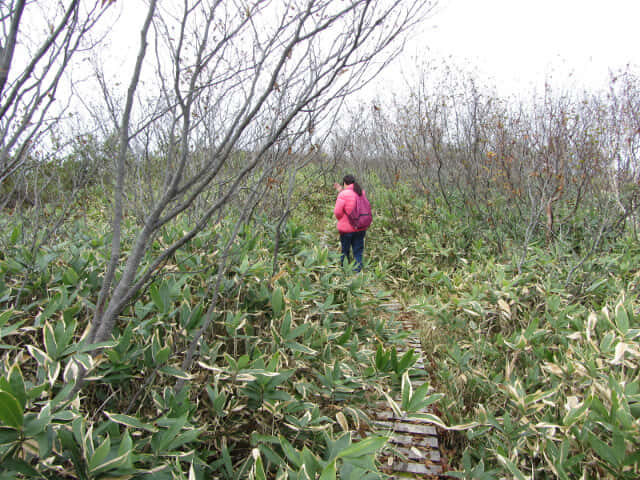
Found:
[367,181,640,479]
[1,178,640,478]
[0,187,437,479]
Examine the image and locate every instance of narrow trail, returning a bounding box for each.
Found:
[318,222,445,477]
[372,302,443,479]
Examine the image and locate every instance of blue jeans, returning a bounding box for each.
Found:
[340,230,366,271]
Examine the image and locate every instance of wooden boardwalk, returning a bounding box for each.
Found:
[372,303,444,478]
[316,225,446,476]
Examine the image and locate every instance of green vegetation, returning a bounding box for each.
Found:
[1,175,639,478]
[4,2,638,478]
[370,185,640,479]
[0,190,440,479]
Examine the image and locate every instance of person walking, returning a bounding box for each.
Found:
[333,174,371,272]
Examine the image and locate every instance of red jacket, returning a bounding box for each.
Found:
[334,184,368,233]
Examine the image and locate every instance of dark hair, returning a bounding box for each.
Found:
[343,174,362,195]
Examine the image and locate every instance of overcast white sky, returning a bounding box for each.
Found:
[102,0,640,101]
[391,0,640,97]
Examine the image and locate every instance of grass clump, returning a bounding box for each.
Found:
[371,185,640,479]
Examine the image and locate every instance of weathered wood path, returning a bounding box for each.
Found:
[372,302,444,478]
[318,228,445,476]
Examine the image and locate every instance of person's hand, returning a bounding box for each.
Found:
[333,182,342,192]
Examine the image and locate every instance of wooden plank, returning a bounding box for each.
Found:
[361,315,444,477]
[381,302,403,311]
[383,460,443,475]
[383,444,441,462]
[374,410,438,426]
[388,433,438,448]
[374,420,438,436]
